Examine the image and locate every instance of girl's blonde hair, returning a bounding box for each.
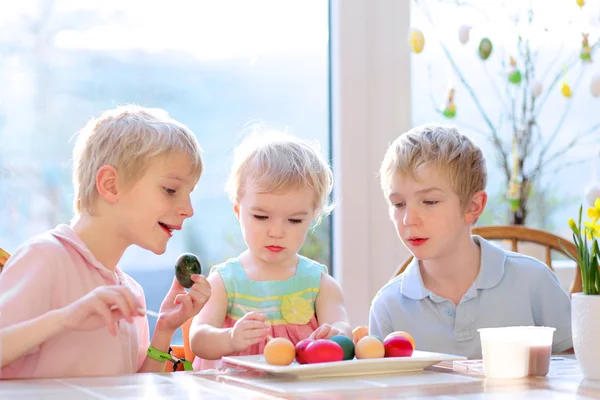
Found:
[226,129,333,224]
[380,124,487,207]
[72,104,203,215]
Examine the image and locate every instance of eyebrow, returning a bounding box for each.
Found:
[250,207,309,217]
[388,187,444,199]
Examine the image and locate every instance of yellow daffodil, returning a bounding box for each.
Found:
[584,220,600,240]
[587,198,600,224]
[569,218,578,233]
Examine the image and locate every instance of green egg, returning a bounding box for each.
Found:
[330,335,355,360]
[478,38,493,60]
[175,253,202,288]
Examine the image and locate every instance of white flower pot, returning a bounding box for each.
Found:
[572,292,600,380]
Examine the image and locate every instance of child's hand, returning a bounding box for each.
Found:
[309,323,342,340]
[229,312,270,352]
[156,275,211,332]
[60,285,145,336]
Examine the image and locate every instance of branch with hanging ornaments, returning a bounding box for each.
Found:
[409,0,600,226]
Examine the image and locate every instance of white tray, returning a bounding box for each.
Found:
[222,350,466,379]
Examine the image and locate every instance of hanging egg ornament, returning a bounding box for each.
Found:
[408,28,425,54]
[507,56,522,84]
[442,88,457,119]
[581,33,592,62]
[577,0,585,7]
[478,38,493,60]
[591,74,600,97]
[458,25,471,45]
[532,82,543,97]
[561,82,572,98]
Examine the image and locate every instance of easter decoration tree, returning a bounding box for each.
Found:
[409,0,600,226]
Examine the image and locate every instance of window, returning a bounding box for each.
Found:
[0,0,330,343]
[410,0,600,237]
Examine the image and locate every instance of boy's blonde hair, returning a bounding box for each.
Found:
[380,124,487,207]
[73,104,203,215]
[226,129,333,224]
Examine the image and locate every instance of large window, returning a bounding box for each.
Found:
[0,0,330,343]
[410,0,600,237]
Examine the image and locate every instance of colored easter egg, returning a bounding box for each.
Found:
[532,82,543,97]
[591,74,600,97]
[458,24,471,45]
[355,336,385,359]
[409,28,425,54]
[303,339,344,364]
[295,338,313,364]
[330,335,355,360]
[174,253,202,288]
[561,82,572,98]
[352,325,369,344]
[478,38,493,60]
[264,337,295,366]
[384,331,416,350]
[383,336,414,357]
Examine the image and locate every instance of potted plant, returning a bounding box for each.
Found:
[563,198,600,379]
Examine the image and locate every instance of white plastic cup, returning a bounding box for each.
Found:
[478,326,555,379]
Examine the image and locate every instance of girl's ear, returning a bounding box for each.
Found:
[233,204,240,220]
[465,190,487,224]
[96,165,120,204]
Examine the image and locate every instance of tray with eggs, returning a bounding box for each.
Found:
[222,327,466,379]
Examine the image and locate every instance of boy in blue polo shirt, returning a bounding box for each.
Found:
[369,124,572,358]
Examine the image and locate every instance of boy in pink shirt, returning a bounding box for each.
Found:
[0,105,211,379]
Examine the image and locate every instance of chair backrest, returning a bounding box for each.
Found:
[390,225,581,295]
[0,248,9,273]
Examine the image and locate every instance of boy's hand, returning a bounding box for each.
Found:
[309,323,341,340]
[156,275,211,332]
[60,285,145,335]
[229,312,270,352]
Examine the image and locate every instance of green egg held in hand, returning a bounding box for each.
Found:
[175,253,202,288]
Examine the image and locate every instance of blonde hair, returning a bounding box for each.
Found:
[380,124,487,207]
[226,129,333,224]
[72,104,203,215]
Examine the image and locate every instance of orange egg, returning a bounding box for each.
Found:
[264,337,295,366]
[354,335,385,359]
[352,325,369,344]
[384,331,416,350]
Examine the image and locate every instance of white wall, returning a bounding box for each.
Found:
[330,0,413,327]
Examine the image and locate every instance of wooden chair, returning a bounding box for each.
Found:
[0,248,9,272]
[0,247,192,372]
[390,225,582,295]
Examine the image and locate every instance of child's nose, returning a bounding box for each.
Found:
[178,198,194,218]
[268,221,285,238]
[402,206,420,226]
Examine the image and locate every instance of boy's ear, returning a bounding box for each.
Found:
[233,204,240,220]
[464,190,487,224]
[96,165,119,204]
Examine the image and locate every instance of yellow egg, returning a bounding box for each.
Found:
[408,28,425,54]
[355,336,385,359]
[577,0,585,7]
[264,337,295,366]
[561,82,572,98]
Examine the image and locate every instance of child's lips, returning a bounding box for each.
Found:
[266,246,284,253]
[407,238,428,246]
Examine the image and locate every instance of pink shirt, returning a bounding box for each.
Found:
[0,224,150,379]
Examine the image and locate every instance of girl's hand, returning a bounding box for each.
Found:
[60,285,144,335]
[156,275,211,332]
[229,312,270,352]
[309,323,342,340]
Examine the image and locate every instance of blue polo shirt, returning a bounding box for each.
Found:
[369,236,573,358]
